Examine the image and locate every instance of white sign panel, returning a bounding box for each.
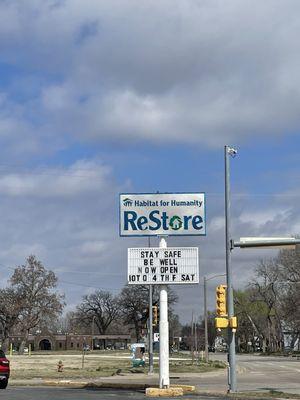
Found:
[128,247,199,285]
[119,193,206,237]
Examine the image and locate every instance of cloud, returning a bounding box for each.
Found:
[0,160,111,197]
[0,159,124,285]
[0,0,300,153]
[1,1,300,324]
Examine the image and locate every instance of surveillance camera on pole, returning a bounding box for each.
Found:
[227,147,238,157]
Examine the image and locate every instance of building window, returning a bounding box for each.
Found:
[71,342,74,348]
[59,343,62,348]
[77,343,79,348]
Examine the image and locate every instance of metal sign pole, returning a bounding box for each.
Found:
[148,236,154,374]
[148,284,154,374]
[159,237,169,389]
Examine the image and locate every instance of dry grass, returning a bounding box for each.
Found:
[10,352,132,379]
[8,351,225,380]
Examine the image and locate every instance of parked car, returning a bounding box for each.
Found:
[0,350,10,389]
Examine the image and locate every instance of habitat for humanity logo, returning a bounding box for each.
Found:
[169,216,182,230]
[123,198,133,207]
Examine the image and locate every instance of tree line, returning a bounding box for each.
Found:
[65,284,180,342]
[0,255,64,353]
[234,246,300,352]
[0,255,180,352]
[1,246,299,354]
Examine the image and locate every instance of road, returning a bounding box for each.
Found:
[5,353,300,397]
[1,387,222,400]
[200,353,300,394]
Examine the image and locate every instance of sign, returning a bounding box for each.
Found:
[128,247,199,285]
[119,192,206,237]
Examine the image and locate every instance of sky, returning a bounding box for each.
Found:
[0,0,300,324]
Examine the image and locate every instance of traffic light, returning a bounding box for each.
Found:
[216,285,227,317]
[215,317,228,329]
[141,307,149,328]
[152,306,158,326]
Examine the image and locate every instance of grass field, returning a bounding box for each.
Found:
[8,351,226,380]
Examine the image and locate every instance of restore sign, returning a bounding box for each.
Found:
[120,193,206,237]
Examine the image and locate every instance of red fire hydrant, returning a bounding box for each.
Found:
[57,360,64,372]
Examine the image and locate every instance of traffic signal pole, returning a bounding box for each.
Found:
[148,236,154,374]
[159,237,170,389]
[225,145,237,392]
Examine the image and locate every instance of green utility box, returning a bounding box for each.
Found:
[131,343,146,368]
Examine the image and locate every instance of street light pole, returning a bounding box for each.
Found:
[91,315,96,351]
[225,145,237,392]
[204,277,208,362]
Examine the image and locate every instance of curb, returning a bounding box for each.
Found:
[146,387,184,397]
[43,380,152,390]
[9,380,300,399]
[171,385,195,393]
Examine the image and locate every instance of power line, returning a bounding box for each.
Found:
[58,279,123,292]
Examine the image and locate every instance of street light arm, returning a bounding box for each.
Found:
[233,238,300,249]
[205,273,226,282]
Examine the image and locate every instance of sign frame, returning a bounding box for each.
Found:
[119,192,206,237]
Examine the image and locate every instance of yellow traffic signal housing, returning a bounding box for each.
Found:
[229,316,237,328]
[216,285,227,317]
[152,306,158,326]
[215,317,229,329]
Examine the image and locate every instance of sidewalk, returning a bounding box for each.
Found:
[8,368,300,397]
[8,370,225,391]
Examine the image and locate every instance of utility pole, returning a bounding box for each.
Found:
[91,315,96,351]
[191,311,194,363]
[194,320,198,356]
[204,277,208,362]
[224,145,237,392]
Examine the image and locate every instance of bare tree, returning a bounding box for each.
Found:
[0,288,23,352]
[234,288,269,352]
[277,246,300,284]
[276,246,300,347]
[250,259,285,352]
[10,255,65,353]
[75,290,120,335]
[119,285,178,341]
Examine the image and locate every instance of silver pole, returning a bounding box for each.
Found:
[159,237,169,389]
[204,276,209,362]
[91,315,95,352]
[225,145,237,392]
[149,284,154,374]
[148,236,154,374]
